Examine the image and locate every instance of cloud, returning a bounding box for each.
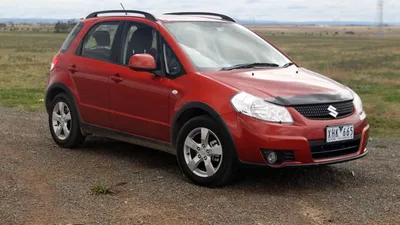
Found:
[0,0,398,22]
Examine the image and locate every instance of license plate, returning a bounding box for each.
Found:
[326,125,354,143]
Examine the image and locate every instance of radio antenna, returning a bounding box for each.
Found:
[120,3,127,15]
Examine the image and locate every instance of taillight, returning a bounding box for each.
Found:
[50,56,59,72]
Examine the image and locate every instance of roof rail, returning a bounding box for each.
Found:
[86,10,156,21]
[163,12,236,22]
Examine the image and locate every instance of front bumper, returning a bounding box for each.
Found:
[221,109,370,167]
[242,149,368,167]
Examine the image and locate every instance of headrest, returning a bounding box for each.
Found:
[93,30,110,47]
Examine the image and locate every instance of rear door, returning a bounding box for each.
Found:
[70,21,123,128]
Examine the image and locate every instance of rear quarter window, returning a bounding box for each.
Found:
[60,22,84,53]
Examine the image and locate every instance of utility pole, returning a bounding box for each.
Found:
[377,0,384,38]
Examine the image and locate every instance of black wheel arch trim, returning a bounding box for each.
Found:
[45,82,81,118]
[171,102,239,160]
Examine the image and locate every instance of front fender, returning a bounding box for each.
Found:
[170,101,239,162]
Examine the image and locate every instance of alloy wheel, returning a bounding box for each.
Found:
[183,127,223,178]
[52,102,72,141]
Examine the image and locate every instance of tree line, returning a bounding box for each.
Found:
[0,19,78,32]
[54,20,78,33]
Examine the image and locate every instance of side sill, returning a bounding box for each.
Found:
[81,123,176,155]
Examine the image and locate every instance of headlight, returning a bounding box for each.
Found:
[353,92,363,113]
[230,92,293,123]
[347,87,366,120]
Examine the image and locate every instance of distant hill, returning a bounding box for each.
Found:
[1,18,399,26]
[0,18,76,24]
[237,20,400,26]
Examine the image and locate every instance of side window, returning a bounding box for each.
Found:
[60,22,83,53]
[81,22,119,62]
[122,23,158,65]
[163,42,183,76]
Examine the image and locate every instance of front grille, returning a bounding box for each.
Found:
[309,134,361,159]
[293,100,354,120]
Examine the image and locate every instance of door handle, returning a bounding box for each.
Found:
[68,65,78,73]
[110,74,123,83]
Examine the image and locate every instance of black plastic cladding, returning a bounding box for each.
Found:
[265,93,354,106]
[309,134,361,159]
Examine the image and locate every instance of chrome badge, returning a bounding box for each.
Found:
[328,105,338,118]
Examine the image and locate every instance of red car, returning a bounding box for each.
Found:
[46,10,369,187]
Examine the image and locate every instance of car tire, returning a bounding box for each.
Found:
[48,93,85,148]
[176,115,237,187]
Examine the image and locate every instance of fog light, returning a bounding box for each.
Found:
[267,151,278,164]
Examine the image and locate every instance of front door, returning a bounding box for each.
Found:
[109,22,171,142]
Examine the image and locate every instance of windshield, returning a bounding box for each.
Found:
[163,21,291,72]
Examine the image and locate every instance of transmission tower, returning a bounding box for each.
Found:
[377,0,384,38]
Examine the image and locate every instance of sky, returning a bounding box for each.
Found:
[0,0,399,22]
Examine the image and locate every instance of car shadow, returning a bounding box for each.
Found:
[77,136,178,170]
[77,136,367,192]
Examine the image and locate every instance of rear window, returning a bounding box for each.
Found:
[60,22,84,53]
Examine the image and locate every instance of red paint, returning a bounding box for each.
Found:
[222,110,369,165]
[109,65,171,142]
[129,54,157,70]
[47,14,369,167]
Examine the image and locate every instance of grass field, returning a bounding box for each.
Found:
[0,27,399,137]
[0,32,66,110]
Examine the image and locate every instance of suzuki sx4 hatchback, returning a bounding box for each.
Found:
[46,11,369,187]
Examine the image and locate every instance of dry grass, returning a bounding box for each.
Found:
[249,25,400,39]
[0,32,65,109]
[0,27,399,136]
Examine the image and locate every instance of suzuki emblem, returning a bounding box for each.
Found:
[328,105,338,118]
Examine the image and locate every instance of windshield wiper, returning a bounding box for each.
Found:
[221,62,280,71]
[282,62,296,68]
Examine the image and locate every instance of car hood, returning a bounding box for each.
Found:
[202,66,353,106]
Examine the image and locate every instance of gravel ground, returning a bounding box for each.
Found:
[0,107,399,225]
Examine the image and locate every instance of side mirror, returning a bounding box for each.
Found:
[128,54,156,72]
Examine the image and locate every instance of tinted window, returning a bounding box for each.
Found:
[163,42,182,76]
[60,22,83,53]
[122,23,158,65]
[81,22,119,62]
